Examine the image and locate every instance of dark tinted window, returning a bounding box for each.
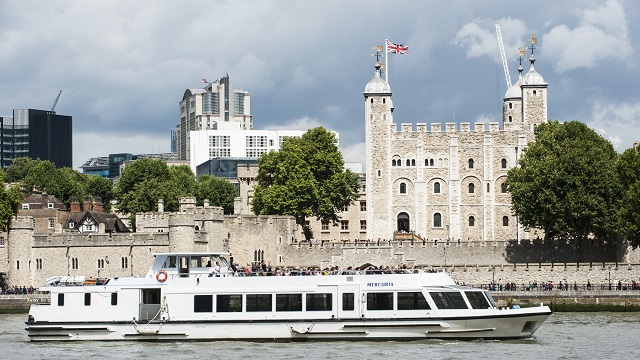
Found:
[276,294,302,312]
[216,294,242,312]
[246,294,272,312]
[465,291,492,309]
[430,292,468,309]
[58,293,64,306]
[367,292,393,310]
[342,293,354,311]
[111,292,118,306]
[84,293,91,306]
[306,293,332,311]
[398,292,430,310]
[194,295,213,312]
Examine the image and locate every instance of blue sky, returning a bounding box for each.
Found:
[1,0,638,169]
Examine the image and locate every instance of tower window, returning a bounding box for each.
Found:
[533,90,537,95]
[430,159,434,166]
[501,158,507,168]
[501,183,508,193]
[371,98,373,104]
[411,159,415,166]
[433,213,442,228]
[468,159,474,169]
[434,182,441,194]
[502,216,509,226]
[425,159,428,166]
[468,183,475,194]
[469,216,475,227]
[509,103,513,109]
[406,159,410,166]
[400,182,407,194]
[377,170,381,178]
[392,159,396,166]
[383,98,386,104]
[508,115,512,122]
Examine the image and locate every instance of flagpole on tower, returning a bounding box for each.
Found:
[385,38,389,83]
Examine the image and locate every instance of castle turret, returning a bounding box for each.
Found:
[521,52,548,130]
[364,61,394,239]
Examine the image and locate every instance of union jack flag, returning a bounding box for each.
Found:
[202,77,209,84]
[386,40,409,54]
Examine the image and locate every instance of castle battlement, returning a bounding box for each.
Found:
[10,215,34,230]
[391,122,509,134]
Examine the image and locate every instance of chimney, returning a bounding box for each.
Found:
[70,197,81,213]
[93,197,104,212]
[204,199,210,208]
[83,196,91,212]
[158,199,164,213]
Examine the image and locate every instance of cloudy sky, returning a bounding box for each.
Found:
[1,0,638,170]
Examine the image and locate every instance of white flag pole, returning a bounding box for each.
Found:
[385,38,389,83]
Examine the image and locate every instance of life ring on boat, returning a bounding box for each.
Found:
[156,270,168,282]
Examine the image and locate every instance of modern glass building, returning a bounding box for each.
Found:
[0,109,72,169]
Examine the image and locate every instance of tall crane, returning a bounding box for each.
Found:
[495,24,511,89]
[50,90,62,112]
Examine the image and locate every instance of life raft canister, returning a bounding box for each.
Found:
[156,269,168,282]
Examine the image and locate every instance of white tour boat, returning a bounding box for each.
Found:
[26,252,551,341]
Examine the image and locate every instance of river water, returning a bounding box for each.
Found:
[1,312,638,360]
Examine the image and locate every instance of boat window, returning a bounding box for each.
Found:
[342,293,354,311]
[276,294,302,312]
[142,289,161,305]
[84,293,91,306]
[366,292,393,310]
[306,293,332,311]
[483,291,498,308]
[246,294,272,312]
[58,293,64,306]
[163,256,177,268]
[465,291,492,309]
[430,291,468,309]
[216,294,242,312]
[111,292,118,306]
[397,292,430,310]
[194,295,213,312]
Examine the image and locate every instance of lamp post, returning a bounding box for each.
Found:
[608,265,612,291]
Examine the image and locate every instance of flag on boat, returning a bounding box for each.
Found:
[386,40,409,55]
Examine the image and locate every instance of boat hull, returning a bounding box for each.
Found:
[26,309,551,341]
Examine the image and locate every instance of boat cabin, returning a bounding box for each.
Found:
[146,252,234,279]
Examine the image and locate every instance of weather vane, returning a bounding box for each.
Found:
[371,41,385,66]
[516,47,526,66]
[528,33,538,57]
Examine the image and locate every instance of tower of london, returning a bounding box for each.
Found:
[364,53,547,244]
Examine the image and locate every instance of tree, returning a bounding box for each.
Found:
[252,127,360,240]
[115,158,172,215]
[87,175,114,212]
[506,121,622,260]
[617,147,640,248]
[195,174,237,214]
[0,169,23,230]
[5,157,35,183]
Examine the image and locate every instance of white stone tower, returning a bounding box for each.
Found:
[364,62,394,239]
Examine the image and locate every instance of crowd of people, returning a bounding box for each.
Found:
[485,280,640,292]
[0,285,36,295]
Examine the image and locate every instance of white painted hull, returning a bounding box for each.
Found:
[26,308,550,341]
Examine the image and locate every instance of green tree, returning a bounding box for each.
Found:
[507,121,622,260]
[617,147,640,247]
[115,158,172,215]
[252,127,360,240]
[0,169,23,230]
[5,157,35,183]
[195,174,237,214]
[87,175,114,212]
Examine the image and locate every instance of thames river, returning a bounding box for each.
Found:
[1,312,638,360]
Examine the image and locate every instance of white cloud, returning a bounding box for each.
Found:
[542,0,633,73]
[262,116,323,131]
[453,17,528,62]
[585,100,640,151]
[340,142,366,170]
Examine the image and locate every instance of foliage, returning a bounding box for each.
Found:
[87,175,114,212]
[616,147,640,247]
[252,127,360,240]
[5,157,35,183]
[0,169,23,230]
[506,121,622,258]
[195,174,237,214]
[115,158,174,216]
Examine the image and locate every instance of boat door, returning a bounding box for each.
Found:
[337,284,360,319]
[139,288,161,321]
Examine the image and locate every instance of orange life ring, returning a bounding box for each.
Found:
[156,270,168,282]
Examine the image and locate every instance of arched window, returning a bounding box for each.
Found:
[430,159,434,166]
[383,98,386,104]
[509,103,513,109]
[434,182,441,194]
[468,183,475,193]
[397,160,401,167]
[469,216,475,226]
[468,158,474,169]
[533,90,537,95]
[411,159,415,166]
[502,216,509,226]
[501,158,507,168]
[433,213,442,228]
[399,182,407,194]
[508,115,512,122]
[383,114,386,120]
[377,170,381,177]
[397,212,410,232]
[501,183,507,193]
[392,159,396,166]
[371,98,374,104]
[425,159,428,166]
[487,183,490,192]
[406,159,410,166]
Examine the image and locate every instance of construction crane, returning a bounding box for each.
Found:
[495,24,511,89]
[50,90,62,112]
